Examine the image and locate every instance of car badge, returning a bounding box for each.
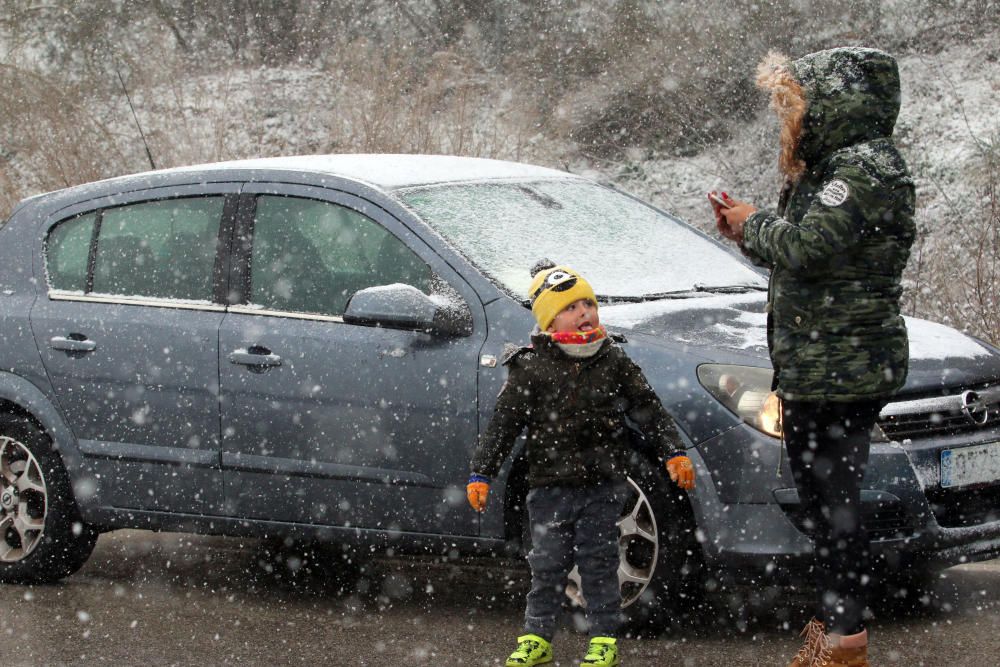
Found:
[960,389,989,426]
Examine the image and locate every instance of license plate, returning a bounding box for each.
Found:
[941,442,1000,488]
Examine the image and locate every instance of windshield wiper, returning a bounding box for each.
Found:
[598,284,767,304]
[524,284,767,307]
[692,283,768,294]
[597,291,701,303]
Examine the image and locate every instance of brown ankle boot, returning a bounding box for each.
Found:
[787,619,871,667]
[787,618,830,667]
[824,643,870,667]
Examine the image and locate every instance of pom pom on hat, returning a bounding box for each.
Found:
[527,261,597,331]
[530,258,557,277]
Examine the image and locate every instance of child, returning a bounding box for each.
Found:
[466,261,695,667]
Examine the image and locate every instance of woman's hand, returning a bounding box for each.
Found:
[709,191,757,244]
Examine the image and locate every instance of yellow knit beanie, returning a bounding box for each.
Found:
[528,262,597,331]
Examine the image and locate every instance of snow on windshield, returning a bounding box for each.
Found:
[399,181,767,298]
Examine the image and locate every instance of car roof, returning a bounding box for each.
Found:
[6,155,588,227]
[9,155,583,217]
[138,154,581,190]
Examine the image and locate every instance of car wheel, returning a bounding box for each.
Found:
[563,455,704,636]
[0,413,98,583]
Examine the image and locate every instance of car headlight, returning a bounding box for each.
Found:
[697,364,783,438]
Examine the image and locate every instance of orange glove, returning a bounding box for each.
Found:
[666,454,695,490]
[467,474,490,512]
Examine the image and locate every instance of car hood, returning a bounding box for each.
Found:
[601,292,1000,391]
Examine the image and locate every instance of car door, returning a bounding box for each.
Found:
[29,185,238,515]
[218,184,484,535]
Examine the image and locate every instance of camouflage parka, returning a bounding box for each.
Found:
[742,47,917,402]
[470,331,682,488]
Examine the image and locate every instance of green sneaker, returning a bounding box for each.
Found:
[580,636,619,666]
[506,634,553,666]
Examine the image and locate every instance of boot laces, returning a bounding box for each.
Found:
[795,619,832,667]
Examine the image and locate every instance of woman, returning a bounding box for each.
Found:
[713,47,916,667]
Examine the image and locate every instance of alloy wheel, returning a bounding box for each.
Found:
[565,476,659,608]
[0,435,48,562]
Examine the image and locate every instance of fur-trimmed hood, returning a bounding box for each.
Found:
[757,47,902,179]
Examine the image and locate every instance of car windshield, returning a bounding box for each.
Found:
[399,180,767,299]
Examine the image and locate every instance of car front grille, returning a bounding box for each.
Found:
[863,503,914,540]
[879,385,1000,440]
[925,484,1000,528]
[778,492,914,542]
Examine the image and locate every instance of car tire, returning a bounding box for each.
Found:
[558,454,705,637]
[0,413,98,583]
[617,454,705,636]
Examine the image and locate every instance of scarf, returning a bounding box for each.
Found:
[550,326,608,359]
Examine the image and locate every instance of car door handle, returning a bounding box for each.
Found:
[229,347,282,368]
[50,335,97,353]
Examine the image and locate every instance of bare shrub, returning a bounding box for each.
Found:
[534,0,890,160]
[0,64,131,215]
[333,44,541,159]
[911,131,1000,345]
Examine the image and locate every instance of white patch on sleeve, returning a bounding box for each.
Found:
[818,179,850,207]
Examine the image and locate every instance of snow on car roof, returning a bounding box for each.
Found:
[17,155,579,209]
[166,154,580,189]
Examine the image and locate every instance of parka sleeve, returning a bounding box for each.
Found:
[618,352,683,458]
[469,363,531,478]
[742,162,880,273]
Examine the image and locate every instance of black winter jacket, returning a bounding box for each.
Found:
[470,331,682,488]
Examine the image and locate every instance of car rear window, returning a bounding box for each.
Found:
[46,197,225,301]
[47,212,96,292]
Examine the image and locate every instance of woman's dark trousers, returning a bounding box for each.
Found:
[783,399,884,635]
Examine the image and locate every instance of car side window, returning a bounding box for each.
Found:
[90,198,225,300]
[46,212,96,292]
[250,195,433,317]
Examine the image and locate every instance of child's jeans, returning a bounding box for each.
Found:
[524,480,626,640]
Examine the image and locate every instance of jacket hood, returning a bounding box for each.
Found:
[758,47,901,174]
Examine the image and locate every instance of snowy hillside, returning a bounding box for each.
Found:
[595,33,1000,343]
[603,33,998,236]
[1,2,997,342]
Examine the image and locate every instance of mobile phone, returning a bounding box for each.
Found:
[709,192,733,208]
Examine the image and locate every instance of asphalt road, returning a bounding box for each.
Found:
[2,530,1000,666]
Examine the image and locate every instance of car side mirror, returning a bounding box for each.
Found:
[343,284,472,337]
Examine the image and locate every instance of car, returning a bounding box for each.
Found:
[2,154,999,631]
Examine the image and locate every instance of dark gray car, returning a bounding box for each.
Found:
[2,155,999,631]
